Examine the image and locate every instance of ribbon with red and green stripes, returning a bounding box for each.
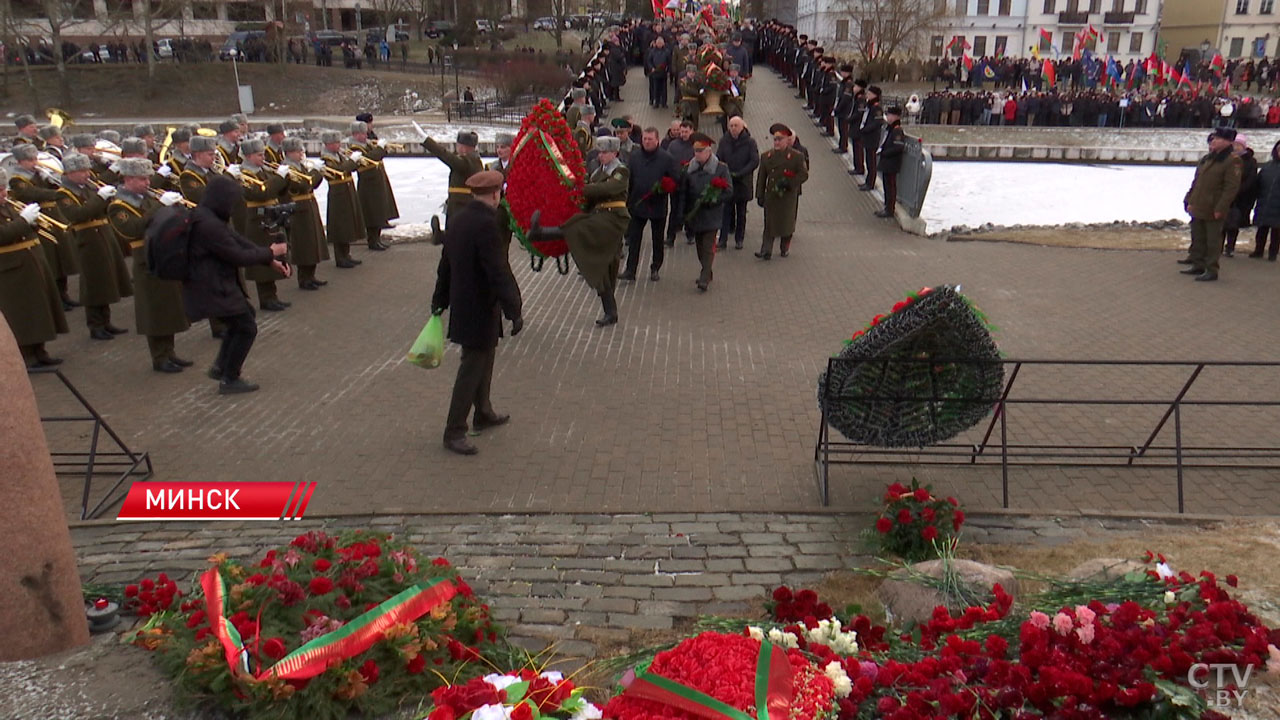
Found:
[200,568,456,681]
[512,129,578,186]
[621,639,794,720]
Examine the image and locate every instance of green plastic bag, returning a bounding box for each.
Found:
[407,314,445,369]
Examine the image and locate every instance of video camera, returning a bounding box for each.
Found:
[261,202,298,232]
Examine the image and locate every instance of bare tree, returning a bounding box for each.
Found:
[548,0,569,49]
[38,0,96,106]
[836,0,951,68]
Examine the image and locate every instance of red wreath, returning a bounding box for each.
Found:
[504,99,587,263]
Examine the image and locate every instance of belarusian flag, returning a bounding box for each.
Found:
[1043,58,1056,87]
[1165,61,1179,86]
[962,54,974,71]
[1211,53,1225,74]
[1039,29,1053,47]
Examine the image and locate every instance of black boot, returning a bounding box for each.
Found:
[528,210,564,242]
[595,292,618,327]
[430,215,443,245]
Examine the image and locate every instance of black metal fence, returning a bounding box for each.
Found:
[815,358,1280,512]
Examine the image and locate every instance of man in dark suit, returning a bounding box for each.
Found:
[431,170,524,456]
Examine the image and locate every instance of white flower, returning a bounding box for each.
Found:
[824,661,853,698]
[539,671,564,683]
[1156,562,1175,580]
[747,626,765,642]
[767,628,785,644]
[1164,590,1177,604]
[483,674,523,691]
[569,702,603,720]
[471,704,512,720]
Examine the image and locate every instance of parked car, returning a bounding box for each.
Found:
[532,16,557,31]
[424,20,454,39]
[155,38,174,58]
[219,30,265,60]
[475,19,492,34]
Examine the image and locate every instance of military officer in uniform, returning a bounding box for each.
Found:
[754,124,808,260]
[487,132,515,258]
[236,138,293,310]
[280,136,330,289]
[876,106,906,219]
[39,125,66,161]
[216,119,242,167]
[263,124,287,165]
[8,144,80,310]
[564,87,589,130]
[107,158,192,372]
[682,133,732,292]
[320,130,365,268]
[422,130,484,243]
[132,125,160,164]
[163,127,193,185]
[179,135,220,204]
[56,152,133,340]
[573,106,597,157]
[0,170,67,367]
[348,120,399,251]
[677,64,703,131]
[12,114,43,149]
[528,135,629,327]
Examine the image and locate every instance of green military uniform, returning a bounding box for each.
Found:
[573,123,593,159]
[0,199,67,365]
[216,139,241,168]
[238,163,290,305]
[422,136,484,223]
[265,142,284,166]
[11,134,44,151]
[487,155,513,259]
[8,169,79,301]
[563,159,629,323]
[722,74,746,120]
[92,158,121,187]
[56,181,132,333]
[564,102,585,132]
[1184,144,1244,278]
[678,75,703,130]
[754,145,809,257]
[349,137,400,248]
[178,164,217,205]
[283,158,330,286]
[322,148,366,264]
[106,190,191,368]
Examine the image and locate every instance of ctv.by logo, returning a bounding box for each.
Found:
[1188,663,1252,708]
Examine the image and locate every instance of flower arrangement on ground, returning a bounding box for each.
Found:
[873,480,965,562]
[125,531,506,720]
[426,669,601,720]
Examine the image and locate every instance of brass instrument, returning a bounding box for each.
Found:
[5,198,64,244]
[371,139,406,152]
[93,139,123,163]
[351,152,381,171]
[157,126,177,167]
[233,167,268,191]
[146,187,196,209]
[46,108,73,130]
[263,160,314,185]
[310,158,347,182]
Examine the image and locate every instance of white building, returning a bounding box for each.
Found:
[935,0,1033,59]
[934,0,1161,61]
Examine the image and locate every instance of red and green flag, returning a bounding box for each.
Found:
[1043,58,1056,87]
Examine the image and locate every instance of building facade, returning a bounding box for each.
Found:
[934,0,1160,61]
[1162,0,1280,60]
[763,0,800,28]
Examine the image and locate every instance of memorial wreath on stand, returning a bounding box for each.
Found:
[504,98,587,274]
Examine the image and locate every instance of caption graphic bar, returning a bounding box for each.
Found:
[117,482,317,521]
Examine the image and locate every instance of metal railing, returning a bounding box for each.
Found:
[444,95,544,124]
[814,358,1280,512]
[30,367,153,519]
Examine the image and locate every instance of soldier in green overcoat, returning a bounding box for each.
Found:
[280,137,331,289]
[422,130,485,241]
[564,88,588,130]
[107,158,192,373]
[236,139,292,311]
[0,170,67,367]
[6,144,79,309]
[348,121,400,251]
[528,136,629,327]
[56,152,132,340]
[677,64,703,131]
[754,124,809,259]
[487,132,515,260]
[320,131,366,268]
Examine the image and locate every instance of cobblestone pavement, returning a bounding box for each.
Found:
[32,66,1280,520]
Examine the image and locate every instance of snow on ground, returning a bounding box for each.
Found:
[314,157,478,235]
[373,122,515,145]
[921,162,1191,233]
[912,125,1280,151]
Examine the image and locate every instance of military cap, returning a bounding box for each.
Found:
[37,125,61,140]
[265,123,285,135]
[14,114,36,129]
[855,78,868,88]
[685,63,698,73]
[495,132,514,147]
[349,121,368,135]
[120,137,147,155]
[689,133,714,150]
[867,85,882,97]
[240,138,265,156]
[594,136,620,153]
[189,136,217,153]
[319,130,343,144]
[768,123,793,137]
[69,133,97,149]
[171,128,192,143]
[595,126,613,138]
[132,124,156,138]
[1210,126,1237,141]
[118,157,154,178]
[218,119,238,134]
[456,130,478,147]
[98,129,122,144]
[610,117,631,129]
[885,105,903,116]
[571,87,588,99]
[230,113,248,125]
[729,64,741,72]
[10,144,38,161]
[581,104,597,117]
[62,152,92,172]
[839,63,853,73]
[281,137,305,153]
[464,169,504,194]
[355,112,373,123]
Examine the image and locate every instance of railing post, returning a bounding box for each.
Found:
[1134,364,1205,461]
[1000,396,1009,509]
[1175,402,1185,514]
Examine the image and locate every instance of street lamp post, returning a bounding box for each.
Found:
[356,3,363,32]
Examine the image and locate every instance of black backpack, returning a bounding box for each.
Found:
[145,206,194,281]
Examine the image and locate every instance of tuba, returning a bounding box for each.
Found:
[46,107,73,130]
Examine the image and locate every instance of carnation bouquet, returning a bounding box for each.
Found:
[126,531,506,720]
[873,480,965,562]
[426,669,601,720]
[684,174,731,223]
[697,44,726,70]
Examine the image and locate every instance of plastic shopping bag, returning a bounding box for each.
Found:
[407,314,445,369]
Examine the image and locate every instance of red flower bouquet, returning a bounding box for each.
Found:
[874,480,964,561]
[505,98,586,261]
[428,668,599,720]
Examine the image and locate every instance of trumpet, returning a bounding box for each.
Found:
[309,158,347,182]
[6,198,64,244]
[263,160,314,185]
[147,187,195,208]
[372,139,406,152]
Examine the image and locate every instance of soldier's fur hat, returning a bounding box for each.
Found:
[265,123,286,135]
[218,119,239,134]
[10,144,38,161]
[14,114,36,129]
[132,124,156,138]
[171,128,192,144]
[189,136,217,153]
[456,130,478,147]
[594,136,621,153]
[349,121,369,135]
[120,137,147,156]
[38,125,61,140]
[240,138,266,156]
[69,133,97,149]
[494,132,514,147]
[118,157,154,178]
[685,63,697,73]
[729,64,741,72]
[230,113,248,126]
[62,152,92,172]
[320,131,343,145]
[581,104,597,117]
[571,87,588,99]
[98,129,122,144]
[281,137,305,153]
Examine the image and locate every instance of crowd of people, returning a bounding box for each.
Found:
[905,89,1279,129]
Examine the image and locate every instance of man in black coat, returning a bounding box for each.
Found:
[183,176,290,395]
[645,36,673,108]
[876,107,906,219]
[621,127,679,282]
[430,170,524,456]
[716,116,760,250]
[857,86,885,191]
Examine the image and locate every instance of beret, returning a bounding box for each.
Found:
[355,112,373,123]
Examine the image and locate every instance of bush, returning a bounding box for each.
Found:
[482,58,569,103]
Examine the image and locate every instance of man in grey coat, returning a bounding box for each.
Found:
[682,133,732,292]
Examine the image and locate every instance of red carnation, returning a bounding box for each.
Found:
[308,576,334,595]
[772,586,793,602]
[876,517,893,534]
[897,508,912,525]
[406,653,426,675]
[953,510,965,531]
[262,637,287,660]
[922,525,939,541]
[358,658,380,685]
[124,584,138,598]
[510,703,533,720]
[660,176,678,193]
[313,558,331,572]
[913,488,931,502]
[711,176,730,190]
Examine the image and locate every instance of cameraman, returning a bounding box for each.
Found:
[183,176,290,395]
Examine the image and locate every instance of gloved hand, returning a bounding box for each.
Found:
[226,164,242,177]
[97,184,118,199]
[304,158,323,171]
[159,191,183,207]
[275,163,292,178]
[431,306,445,316]
[19,203,41,224]
[348,150,364,162]
[109,161,122,174]
[38,168,57,183]
[510,316,524,336]
[157,165,173,178]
